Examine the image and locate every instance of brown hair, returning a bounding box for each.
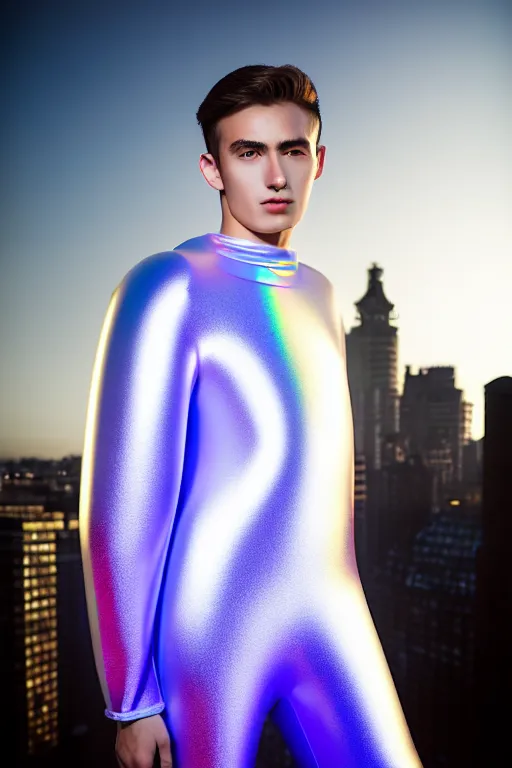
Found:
[196,64,322,169]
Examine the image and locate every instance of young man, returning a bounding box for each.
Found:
[79,65,422,768]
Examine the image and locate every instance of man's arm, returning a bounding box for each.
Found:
[79,252,198,721]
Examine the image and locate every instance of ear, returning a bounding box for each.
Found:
[199,153,225,191]
[314,145,326,180]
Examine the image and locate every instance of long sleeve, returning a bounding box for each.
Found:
[79,252,198,721]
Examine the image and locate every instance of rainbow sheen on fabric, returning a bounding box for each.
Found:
[79,232,421,767]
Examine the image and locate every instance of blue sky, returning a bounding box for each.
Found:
[1,0,511,458]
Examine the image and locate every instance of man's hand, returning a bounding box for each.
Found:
[115,713,173,768]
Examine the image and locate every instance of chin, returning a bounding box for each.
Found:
[254,217,298,234]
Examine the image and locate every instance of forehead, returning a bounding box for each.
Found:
[217,102,316,146]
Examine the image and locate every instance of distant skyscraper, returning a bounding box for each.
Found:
[462,438,483,498]
[372,455,433,562]
[0,472,112,767]
[462,401,474,446]
[353,454,368,575]
[367,504,481,767]
[475,376,512,767]
[0,504,61,762]
[346,263,400,472]
[400,366,465,497]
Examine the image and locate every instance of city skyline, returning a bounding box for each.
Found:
[2,0,511,458]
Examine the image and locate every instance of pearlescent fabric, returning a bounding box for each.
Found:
[79,232,421,767]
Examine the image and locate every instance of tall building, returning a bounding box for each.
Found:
[370,455,433,564]
[367,502,481,767]
[462,438,483,504]
[0,504,61,762]
[353,454,368,575]
[462,401,473,445]
[346,263,400,472]
[400,366,465,499]
[0,481,114,767]
[475,376,512,766]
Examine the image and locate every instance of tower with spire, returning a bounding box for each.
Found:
[345,263,400,472]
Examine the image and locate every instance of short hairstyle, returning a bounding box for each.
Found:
[196,64,322,168]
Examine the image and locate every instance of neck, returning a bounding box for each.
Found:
[219,212,294,250]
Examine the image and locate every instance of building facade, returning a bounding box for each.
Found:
[346,263,400,472]
[400,366,465,496]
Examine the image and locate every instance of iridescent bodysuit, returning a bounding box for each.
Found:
[79,232,421,767]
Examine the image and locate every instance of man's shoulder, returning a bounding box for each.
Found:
[108,250,194,315]
[116,249,192,293]
[299,261,335,293]
[128,248,192,282]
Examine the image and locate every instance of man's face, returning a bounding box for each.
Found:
[200,102,325,244]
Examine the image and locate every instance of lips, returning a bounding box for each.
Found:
[262,198,293,204]
[263,200,292,214]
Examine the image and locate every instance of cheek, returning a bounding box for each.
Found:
[225,173,258,207]
[295,170,316,202]
[295,163,316,185]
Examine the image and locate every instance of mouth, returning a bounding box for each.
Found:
[262,198,294,213]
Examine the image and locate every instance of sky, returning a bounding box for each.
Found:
[1,0,511,459]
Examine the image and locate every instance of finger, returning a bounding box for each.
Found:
[158,738,173,768]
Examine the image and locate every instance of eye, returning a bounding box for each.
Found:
[240,150,257,158]
[288,149,305,156]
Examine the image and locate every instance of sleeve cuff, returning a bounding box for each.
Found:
[104,701,165,722]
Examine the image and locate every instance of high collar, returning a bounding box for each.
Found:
[207,231,297,269]
[204,232,299,287]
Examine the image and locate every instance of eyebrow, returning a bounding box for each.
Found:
[228,137,311,154]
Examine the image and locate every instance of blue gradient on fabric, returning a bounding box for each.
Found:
[79,233,421,766]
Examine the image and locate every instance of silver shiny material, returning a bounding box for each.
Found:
[79,232,421,766]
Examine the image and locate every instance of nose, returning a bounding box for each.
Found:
[265,153,287,192]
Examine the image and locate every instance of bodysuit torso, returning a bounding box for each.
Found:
[79,232,421,767]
